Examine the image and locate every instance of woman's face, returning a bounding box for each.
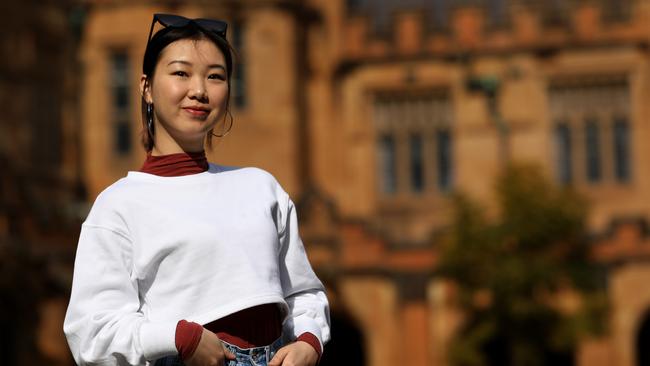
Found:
[141,37,229,153]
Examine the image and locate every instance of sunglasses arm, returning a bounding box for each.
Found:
[146,16,158,47]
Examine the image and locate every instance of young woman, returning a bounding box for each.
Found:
[64,14,330,366]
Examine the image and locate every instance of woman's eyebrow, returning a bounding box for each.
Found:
[167,60,192,66]
[166,60,225,71]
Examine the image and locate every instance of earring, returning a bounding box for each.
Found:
[211,110,234,138]
[146,103,154,135]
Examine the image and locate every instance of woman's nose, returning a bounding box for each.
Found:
[188,78,207,101]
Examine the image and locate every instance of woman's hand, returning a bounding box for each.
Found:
[185,329,236,366]
[268,341,319,366]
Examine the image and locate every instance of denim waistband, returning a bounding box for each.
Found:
[153,336,284,366]
[222,336,283,365]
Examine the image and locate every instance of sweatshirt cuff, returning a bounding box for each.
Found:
[176,320,203,360]
[297,332,322,358]
[288,316,324,356]
[139,320,179,361]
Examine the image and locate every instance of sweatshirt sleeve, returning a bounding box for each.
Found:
[63,224,178,365]
[278,196,331,352]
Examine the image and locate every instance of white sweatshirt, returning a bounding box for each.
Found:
[64,165,330,365]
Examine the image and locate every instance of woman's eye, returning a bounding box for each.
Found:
[173,71,188,77]
[208,74,226,81]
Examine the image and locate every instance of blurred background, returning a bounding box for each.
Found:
[1,0,649,365]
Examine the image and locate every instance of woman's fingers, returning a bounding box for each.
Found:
[222,343,236,360]
[186,329,237,366]
[268,342,318,366]
[268,346,289,366]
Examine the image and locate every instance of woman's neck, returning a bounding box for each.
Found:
[150,145,204,156]
[151,126,205,156]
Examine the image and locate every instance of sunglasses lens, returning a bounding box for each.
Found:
[156,14,191,28]
[195,19,228,37]
[151,14,227,38]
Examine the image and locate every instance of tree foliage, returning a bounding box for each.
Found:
[439,164,607,366]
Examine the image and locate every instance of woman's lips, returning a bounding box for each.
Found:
[183,107,209,117]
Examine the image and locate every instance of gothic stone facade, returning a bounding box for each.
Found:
[69,1,650,365]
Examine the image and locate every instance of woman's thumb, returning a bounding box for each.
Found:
[224,346,236,360]
[268,347,288,366]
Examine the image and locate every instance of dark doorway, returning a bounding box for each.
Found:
[637,309,650,366]
[319,309,366,366]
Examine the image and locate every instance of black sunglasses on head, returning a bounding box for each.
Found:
[147,13,228,44]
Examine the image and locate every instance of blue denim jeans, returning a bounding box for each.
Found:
[154,337,284,366]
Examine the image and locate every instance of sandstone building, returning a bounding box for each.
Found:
[14,0,650,365]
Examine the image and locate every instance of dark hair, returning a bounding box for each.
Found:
[141,23,235,151]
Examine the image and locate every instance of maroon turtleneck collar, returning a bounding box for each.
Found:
[140,151,209,177]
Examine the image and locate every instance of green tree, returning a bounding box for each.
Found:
[439,164,607,366]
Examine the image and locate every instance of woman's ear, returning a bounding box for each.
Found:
[140,74,153,104]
